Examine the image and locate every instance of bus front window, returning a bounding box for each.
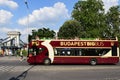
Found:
[28,46,44,56]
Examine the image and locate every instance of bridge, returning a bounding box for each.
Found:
[0,31,26,55]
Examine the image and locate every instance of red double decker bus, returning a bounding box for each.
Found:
[27,38,119,65]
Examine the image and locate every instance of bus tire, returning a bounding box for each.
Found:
[44,58,51,65]
[90,58,97,66]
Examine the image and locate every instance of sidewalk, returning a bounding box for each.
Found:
[0,56,26,61]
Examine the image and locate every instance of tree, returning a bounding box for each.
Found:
[28,28,56,41]
[105,6,120,38]
[28,29,37,42]
[37,28,55,39]
[58,20,81,39]
[72,0,107,38]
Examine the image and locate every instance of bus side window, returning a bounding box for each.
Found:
[33,47,45,55]
[61,51,65,55]
[67,51,71,56]
[79,50,82,56]
[74,49,82,56]
[54,48,61,56]
[54,49,57,55]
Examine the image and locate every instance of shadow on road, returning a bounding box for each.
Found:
[9,66,34,80]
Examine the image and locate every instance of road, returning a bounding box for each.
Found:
[0,56,120,80]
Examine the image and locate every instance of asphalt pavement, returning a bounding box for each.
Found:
[0,56,120,80]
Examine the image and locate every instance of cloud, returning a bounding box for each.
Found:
[0,27,20,39]
[0,27,35,35]
[0,0,18,9]
[18,2,70,27]
[102,0,119,12]
[0,27,19,33]
[0,27,37,42]
[0,9,13,24]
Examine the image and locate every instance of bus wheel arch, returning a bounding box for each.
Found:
[90,58,97,66]
[43,58,51,65]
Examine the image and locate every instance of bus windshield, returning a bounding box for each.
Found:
[28,47,44,56]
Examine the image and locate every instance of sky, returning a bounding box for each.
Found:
[0,0,120,42]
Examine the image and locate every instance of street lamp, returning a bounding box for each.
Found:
[24,0,29,43]
[25,0,29,9]
[24,0,29,55]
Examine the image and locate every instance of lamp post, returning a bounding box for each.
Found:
[24,0,29,54]
[24,0,29,42]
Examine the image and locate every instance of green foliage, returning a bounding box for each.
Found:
[58,0,120,39]
[16,49,27,57]
[29,28,56,41]
[16,49,21,56]
[105,6,120,38]
[37,28,55,39]
[58,20,81,39]
[22,49,27,56]
[71,0,106,38]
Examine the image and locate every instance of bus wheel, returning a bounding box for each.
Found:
[90,59,97,66]
[44,58,51,65]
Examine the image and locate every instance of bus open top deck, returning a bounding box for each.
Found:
[27,38,119,65]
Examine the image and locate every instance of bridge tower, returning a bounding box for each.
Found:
[7,31,21,47]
